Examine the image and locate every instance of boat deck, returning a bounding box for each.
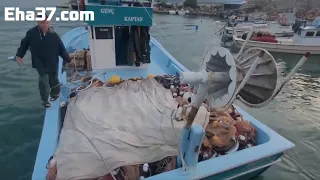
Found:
[33,26,295,180]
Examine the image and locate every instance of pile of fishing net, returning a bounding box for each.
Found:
[48,77,193,180]
[46,74,257,180]
[240,30,277,43]
[251,31,275,37]
[152,75,257,160]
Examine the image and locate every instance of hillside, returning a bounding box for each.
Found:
[248,0,320,9]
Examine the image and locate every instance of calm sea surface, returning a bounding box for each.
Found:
[0,1,319,179]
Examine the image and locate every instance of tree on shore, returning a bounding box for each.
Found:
[183,0,197,8]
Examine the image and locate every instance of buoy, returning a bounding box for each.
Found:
[183,92,193,102]
[142,163,149,172]
[60,102,66,107]
[147,74,155,79]
[239,135,246,141]
[8,56,15,60]
[111,170,118,175]
[236,117,242,121]
[48,158,57,168]
[108,75,121,84]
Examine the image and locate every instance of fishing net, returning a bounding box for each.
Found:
[54,78,185,180]
[47,74,257,180]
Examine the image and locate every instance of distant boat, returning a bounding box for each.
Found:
[169,10,176,15]
[233,17,320,55]
[220,16,268,47]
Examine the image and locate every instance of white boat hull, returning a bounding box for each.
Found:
[233,36,320,55]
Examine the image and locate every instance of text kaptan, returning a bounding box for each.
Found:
[124,16,143,22]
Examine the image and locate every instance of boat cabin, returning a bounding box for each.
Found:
[82,0,153,70]
[293,16,320,45]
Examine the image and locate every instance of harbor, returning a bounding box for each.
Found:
[0,0,320,180]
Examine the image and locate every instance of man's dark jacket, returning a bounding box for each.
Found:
[16,25,70,75]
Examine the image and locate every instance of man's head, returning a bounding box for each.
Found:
[37,14,49,33]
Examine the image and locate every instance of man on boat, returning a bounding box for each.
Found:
[16,14,71,107]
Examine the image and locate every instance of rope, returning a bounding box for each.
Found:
[140,2,168,39]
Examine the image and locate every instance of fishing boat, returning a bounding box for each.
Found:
[30,0,311,180]
[220,20,293,47]
[233,17,320,55]
[219,16,267,47]
[221,22,267,37]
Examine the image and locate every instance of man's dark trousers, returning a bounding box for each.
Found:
[38,72,60,103]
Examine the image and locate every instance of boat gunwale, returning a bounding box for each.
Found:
[32,26,294,180]
[233,35,320,48]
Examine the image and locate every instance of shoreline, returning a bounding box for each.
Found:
[154,10,225,18]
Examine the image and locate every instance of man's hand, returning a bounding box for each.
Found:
[16,57,23,65]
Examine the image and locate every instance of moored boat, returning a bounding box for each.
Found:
[221,24,293,47]
[31,0,310,180]
[233,17,320,55]
[220,16,268,47]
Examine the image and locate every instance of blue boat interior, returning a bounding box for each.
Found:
[32,25,294,180]
[32,1,295,179]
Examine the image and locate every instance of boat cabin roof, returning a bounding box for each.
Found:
[296,16,320,38]
[297,27,320,38]
[84,0,153,26]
